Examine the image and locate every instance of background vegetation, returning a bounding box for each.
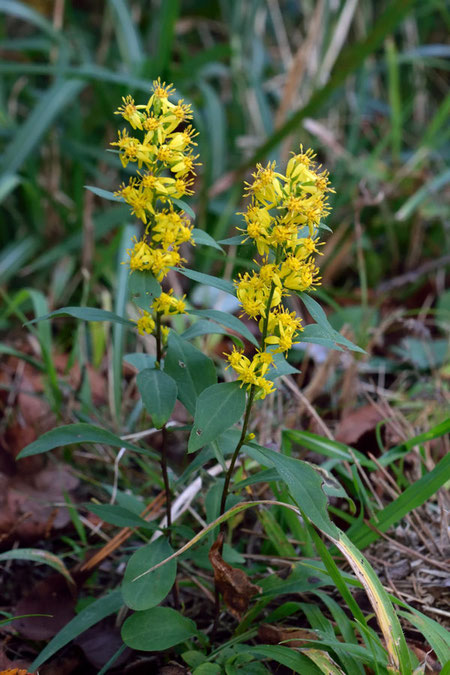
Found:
[0,0,449,673]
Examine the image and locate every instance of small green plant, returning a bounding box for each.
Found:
[16,79,450,675]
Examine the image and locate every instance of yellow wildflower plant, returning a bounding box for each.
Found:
[114,79,198,344]
[226,145,332,399]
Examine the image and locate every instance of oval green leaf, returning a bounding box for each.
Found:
[188,309,259,347]
[192,228,224,252]
[128,270,161,310]
[26,306,134,326]
[188,381,246,453]
[122,538,176,610]
[164,331,217,416]
[121,607,197,651]
[16,423,148,459]
[176,268,235,296]
[137,368,177,429]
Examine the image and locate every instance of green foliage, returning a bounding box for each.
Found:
[1,0,448,672]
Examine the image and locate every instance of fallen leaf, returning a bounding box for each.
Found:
[0,466,79,545]
[209,533,261,620]
[258,623,317,648]
[74,621,131,670]
[335,404,383,445]
[12,573,76,640]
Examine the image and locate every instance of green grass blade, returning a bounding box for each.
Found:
[108,0,143,69]
[113,224,136,422]
[348,452,450,549]
[1,79,84,177]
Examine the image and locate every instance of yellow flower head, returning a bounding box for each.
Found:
[136,311,156,336]
[152,290,186,316]
[115,95,145,130]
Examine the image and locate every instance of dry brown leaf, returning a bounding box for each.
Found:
[209,533,261,620]
[0,466,79,545]
[258,623,317,648]
[11,574,76,640]
[335,404,384,445]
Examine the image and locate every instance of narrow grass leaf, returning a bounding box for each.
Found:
[113,224,136,419]
[30,590,123,671]
[121,607,197,651]
[108,0,143,67]
[330,531,411,674]
[283,430,375,469]
[348,452,450,549]
[247,645,322,674]
[0,548,74,586]
[1,79,84,177]
[398,609,450,667]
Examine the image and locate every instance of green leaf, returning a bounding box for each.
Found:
[85,503,155,531]
[181,319,230,341]
[247,443,339,539]
[266,353,300,380]
[188,309,259,347]
[0,548,74,586]
[164,331,217,416]
[248,645,321,674]
[1,79,84,178]
[192,228,224,252]
[283,430,375,469]
[218,234,246,245]
[30,590,123,671]
[176,268,235,295]
[26,306,134,326]
[84,185,122,202]
[348,452,450,549]
[124,353,157,371]
[16,423,149,459]
[128,270,161,310]
[122,538,176,610]
[137,368,177,429]
[114,224,137,422]
[172,197,196,219]
[188,382,246,453]
[121,607,197,651]
[299,294,365,354]
[108,0,143,67]
[398,608,450,667]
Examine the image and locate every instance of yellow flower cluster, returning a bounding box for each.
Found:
[136,291,186,339]
[113,79,197,340]
[226,147,333,399]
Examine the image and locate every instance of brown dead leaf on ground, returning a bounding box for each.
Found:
[0,465,79,545]
[335,404,384,446]
[258,623,317,648]
[209,533,261,619]
[11,573,76,641]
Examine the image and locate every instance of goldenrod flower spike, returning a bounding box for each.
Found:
[114,79,198,340]
[226,144,332,401]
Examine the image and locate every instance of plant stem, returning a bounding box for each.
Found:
[154,312,173,544]
[218,247,281,523]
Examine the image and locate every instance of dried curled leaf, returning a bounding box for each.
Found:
[209,533,261,619]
